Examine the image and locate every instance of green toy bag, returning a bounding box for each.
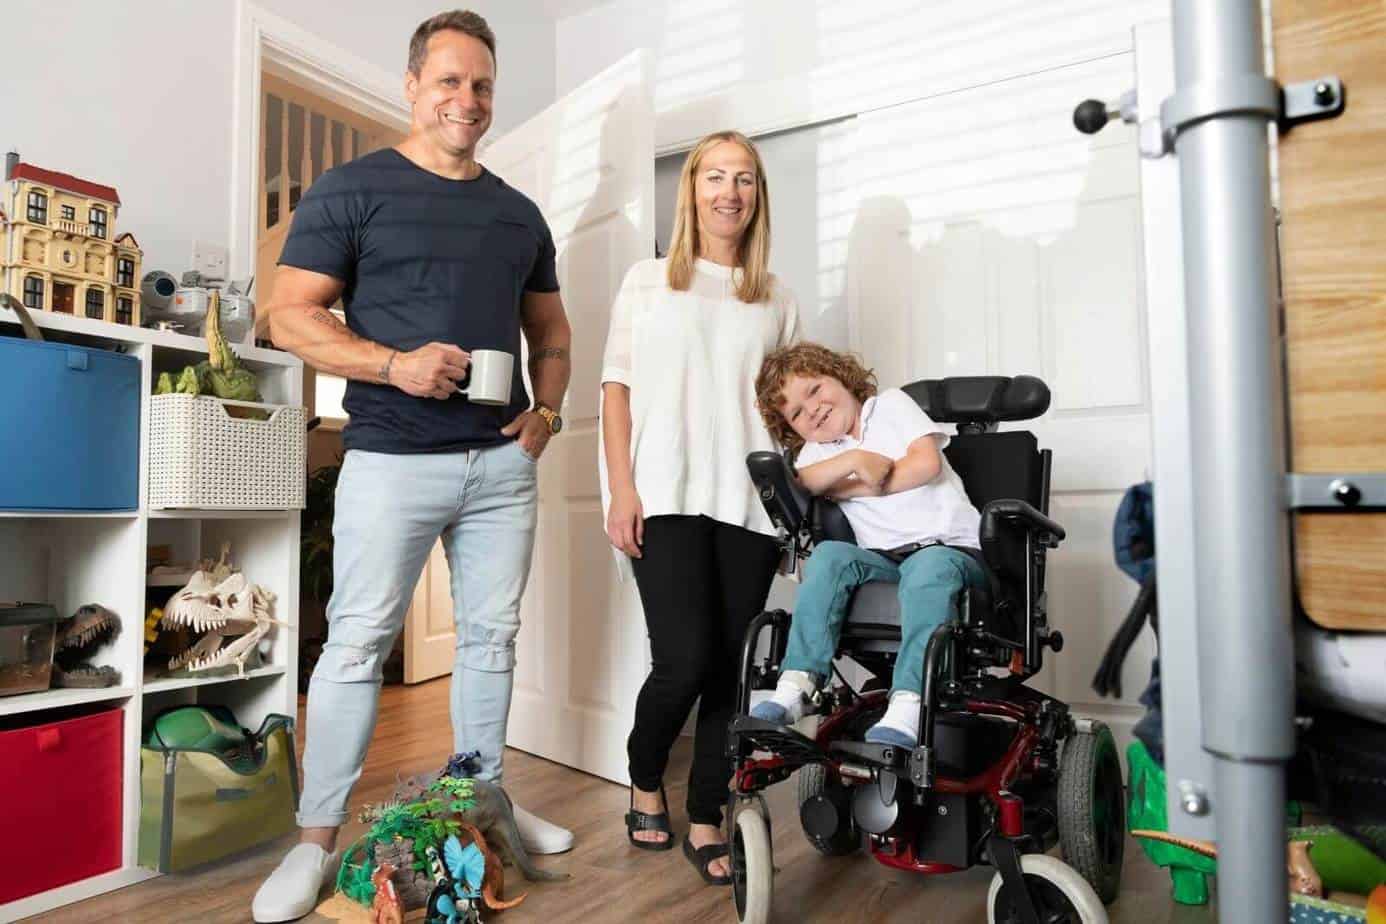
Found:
[138,705,298,872]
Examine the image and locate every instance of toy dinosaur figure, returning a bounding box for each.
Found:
[1132,829,1323,897]
[52,604,122,688]
[154,365,205,396]
[202,289,265,413]
[151,291,265,415]
[160,567,284,675]
[370,862,405,924]
[343,756,566,915]
[399,777,567,887]
[456,821,527,911]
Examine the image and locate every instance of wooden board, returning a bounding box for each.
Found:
[1273,0,1386,630]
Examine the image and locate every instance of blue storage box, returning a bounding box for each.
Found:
[0,336,140,511]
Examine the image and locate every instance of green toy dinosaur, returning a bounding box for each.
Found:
[153,290,265,417]
[154,366,203,396]
[203,289,263,410]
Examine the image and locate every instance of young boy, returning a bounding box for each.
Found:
[749,343,987,747]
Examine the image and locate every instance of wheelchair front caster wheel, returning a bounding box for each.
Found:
[986,854,1107,924]
[730,803,773,924]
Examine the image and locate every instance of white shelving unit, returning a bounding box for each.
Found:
[0,306,303,921]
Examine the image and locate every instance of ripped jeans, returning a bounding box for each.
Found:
[296,441,538,828]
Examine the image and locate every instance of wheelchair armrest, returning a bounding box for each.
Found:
[980,499,1066,548]
[747,451,811,538]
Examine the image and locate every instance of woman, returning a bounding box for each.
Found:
[599,130,800,885]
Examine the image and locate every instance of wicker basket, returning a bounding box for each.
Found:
[148,395,306,509]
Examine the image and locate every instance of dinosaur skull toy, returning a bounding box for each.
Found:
[52,604,122,688]
[160,568,284,675]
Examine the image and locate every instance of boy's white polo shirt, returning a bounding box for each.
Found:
[796,388,981,551]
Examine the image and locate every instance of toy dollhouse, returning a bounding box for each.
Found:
[1,151,142,327]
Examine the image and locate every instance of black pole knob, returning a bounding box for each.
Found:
[1073,99,1110,134]
[1331,480,1362,507]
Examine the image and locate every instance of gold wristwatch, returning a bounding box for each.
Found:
[534,403,563,434]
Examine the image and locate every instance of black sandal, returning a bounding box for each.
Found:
[682,834,733,886]
[625,784,674,851]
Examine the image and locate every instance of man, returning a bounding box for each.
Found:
[252,11,572,921]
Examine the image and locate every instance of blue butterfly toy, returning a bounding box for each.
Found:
[426,834,486,924]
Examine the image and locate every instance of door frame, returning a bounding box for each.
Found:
[228,0,410,283]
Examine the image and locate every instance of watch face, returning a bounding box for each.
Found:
[551,415,563,434]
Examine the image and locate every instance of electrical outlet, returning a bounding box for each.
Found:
[191,240,229,282]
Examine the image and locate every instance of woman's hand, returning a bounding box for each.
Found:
[607,485,645,558]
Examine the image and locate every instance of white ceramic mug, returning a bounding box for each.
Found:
[457,349,514,405]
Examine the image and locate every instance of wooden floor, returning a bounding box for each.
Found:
[46,679,1217,923]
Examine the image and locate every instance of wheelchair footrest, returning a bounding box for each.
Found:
[730,716,825,766]
[828,739,912,773]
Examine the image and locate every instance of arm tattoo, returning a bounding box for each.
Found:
[532,347,569,361]
[309,309,344,329]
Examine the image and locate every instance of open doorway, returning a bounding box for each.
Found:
[254,72,403,340]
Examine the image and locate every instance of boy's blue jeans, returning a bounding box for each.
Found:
[781,541,988,695]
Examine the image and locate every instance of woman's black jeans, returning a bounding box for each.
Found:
[626,514,780,825]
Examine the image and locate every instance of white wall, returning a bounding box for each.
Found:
[562,0,1175,747]
[558,0,1167,151]
[4,0,556,280]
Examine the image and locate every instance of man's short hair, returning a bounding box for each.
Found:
[408,10,496,75]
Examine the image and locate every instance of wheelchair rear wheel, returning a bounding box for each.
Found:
[730,802,774,924]
[1057,723,1125,904]
[797,763,862,856]
[986,854,1107,924]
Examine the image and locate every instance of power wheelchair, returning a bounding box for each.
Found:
[725,376,1126,924]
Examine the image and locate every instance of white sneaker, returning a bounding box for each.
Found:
[251,843,337,922]
[513,803,574,855]
[749,670,817,726]
[864,690,923,748]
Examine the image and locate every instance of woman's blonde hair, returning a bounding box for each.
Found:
[666,130,772,304]
[755,343,879,454]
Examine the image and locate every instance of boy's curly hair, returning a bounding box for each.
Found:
[755,342,878,454]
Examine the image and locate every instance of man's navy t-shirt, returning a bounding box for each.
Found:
[277,148,559,454]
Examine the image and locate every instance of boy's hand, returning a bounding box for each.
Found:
[853,450,894,494]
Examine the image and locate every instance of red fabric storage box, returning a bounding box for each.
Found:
[0,706,123,903]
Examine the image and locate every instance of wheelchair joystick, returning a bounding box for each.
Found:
[1044,629,1064,653]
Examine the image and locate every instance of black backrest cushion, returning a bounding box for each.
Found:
[944,432,1041,511]
[944,431,1041,589]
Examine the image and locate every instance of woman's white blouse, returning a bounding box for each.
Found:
[599,257,801,569]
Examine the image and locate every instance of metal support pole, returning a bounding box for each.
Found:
[1171,2,1295,920]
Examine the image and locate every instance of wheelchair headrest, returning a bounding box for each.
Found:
[900,376,1050,432]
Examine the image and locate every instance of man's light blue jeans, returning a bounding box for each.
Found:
[781,541,987,696]
[296,441,538,828]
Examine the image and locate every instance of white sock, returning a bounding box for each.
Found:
[769,669,817,721]
[874,690,922,739]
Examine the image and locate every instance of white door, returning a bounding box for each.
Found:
[404,541,457,683]
[849,55,1154,749]
[480,52,654,783]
